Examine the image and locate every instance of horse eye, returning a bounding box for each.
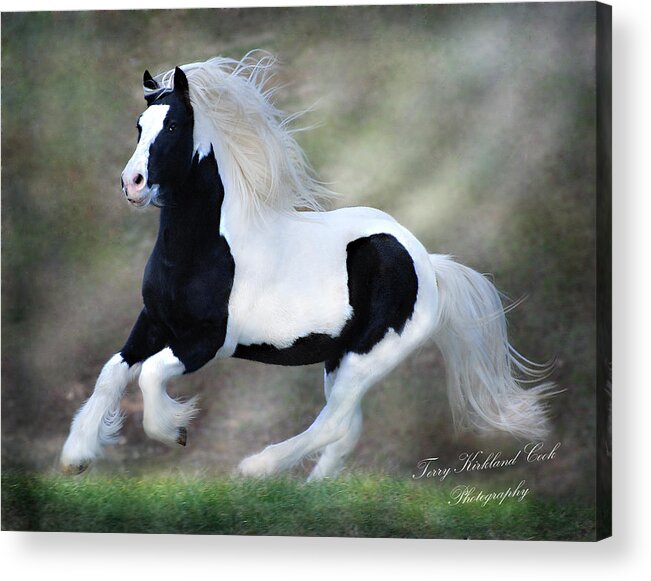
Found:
[168,122,177,132]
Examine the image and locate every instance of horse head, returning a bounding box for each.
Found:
[121,66,194,207]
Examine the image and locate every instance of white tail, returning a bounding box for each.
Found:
[430,254,556,440]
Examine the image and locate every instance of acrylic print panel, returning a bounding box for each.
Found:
[1,2,611,540]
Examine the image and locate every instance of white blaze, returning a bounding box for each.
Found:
[123,104,170,186]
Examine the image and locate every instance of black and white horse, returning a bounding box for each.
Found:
[61,53,554,479]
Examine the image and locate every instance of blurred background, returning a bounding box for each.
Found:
[2,5,597,501]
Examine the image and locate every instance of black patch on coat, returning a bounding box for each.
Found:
[119,80,235,373]
[233,233,418,372]
[140,148,234,373]
[233,333,343,367]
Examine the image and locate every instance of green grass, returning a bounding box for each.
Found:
[1,472,595,539]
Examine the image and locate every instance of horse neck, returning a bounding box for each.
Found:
[156,165,223,259]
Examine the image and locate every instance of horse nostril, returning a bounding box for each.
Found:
[134,174,144,186]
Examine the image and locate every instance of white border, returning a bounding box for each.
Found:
[2,0,649,579]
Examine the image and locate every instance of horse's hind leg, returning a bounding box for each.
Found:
[238,320,432,479]
[306,369,363,481]
[237,356,368,478]
[307,406,363,481]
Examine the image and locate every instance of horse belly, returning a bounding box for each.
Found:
[233,332,343,366]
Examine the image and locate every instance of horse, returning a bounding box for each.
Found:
[60,53,555,479]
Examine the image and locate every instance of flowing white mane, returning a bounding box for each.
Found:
[149,51,338,217]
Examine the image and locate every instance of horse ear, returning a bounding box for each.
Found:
[143,70,160,105]
[143,69,158,91]
[173,66,192,113]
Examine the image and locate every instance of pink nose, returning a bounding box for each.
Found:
[123,172,145,191]
[122,170,147,201]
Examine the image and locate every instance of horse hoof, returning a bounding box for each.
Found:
[238,452,275,478]
[176,427,187,446]
[62,462,89,475]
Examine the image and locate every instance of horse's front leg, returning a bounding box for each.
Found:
[138,328,224,447]
[60,310,167,474]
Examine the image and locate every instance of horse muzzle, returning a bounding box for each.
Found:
[121,162,151,207]
[121,170,157,207]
